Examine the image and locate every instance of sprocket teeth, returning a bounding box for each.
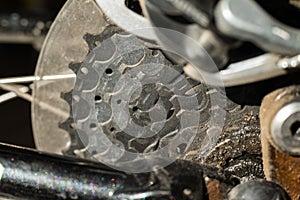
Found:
[57,24,263,181]
[59,117,73,131]
[58,27,123,157]
[60,91,72,102]
[59,117,86,156]
[83,25,122,51]
[69,62,81,74]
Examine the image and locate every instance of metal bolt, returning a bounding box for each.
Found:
[271,102,300,155]
[228,180,290,200]
[278,55,300,69]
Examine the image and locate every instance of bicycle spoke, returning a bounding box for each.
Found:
[0,74,75,84]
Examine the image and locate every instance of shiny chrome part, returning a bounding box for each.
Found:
[94,0,157,41]
[185,54,287,87]
[218,54,287,87]
[271,102,300,155]
[215,0,300,55]
[278,55,300,69]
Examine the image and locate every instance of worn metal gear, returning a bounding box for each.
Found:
[59,25,263,178]
[61,26,205,172]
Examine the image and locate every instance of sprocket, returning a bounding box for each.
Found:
[60,25,263,179]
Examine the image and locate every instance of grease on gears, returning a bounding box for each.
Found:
[185,100,264,182]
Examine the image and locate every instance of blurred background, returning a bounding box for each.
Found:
[0,0,66,148]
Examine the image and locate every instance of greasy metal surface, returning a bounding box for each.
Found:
[185,94,263,182]
[32,0,108,154]
[0,143,206,200]
[260,85,300,200]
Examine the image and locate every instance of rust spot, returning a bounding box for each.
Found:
[205,178,231,200]
[244,114,251,122]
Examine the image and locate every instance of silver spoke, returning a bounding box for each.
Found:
[0,83,69,119]
[0,85,30,104]
[0,74,75,84]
